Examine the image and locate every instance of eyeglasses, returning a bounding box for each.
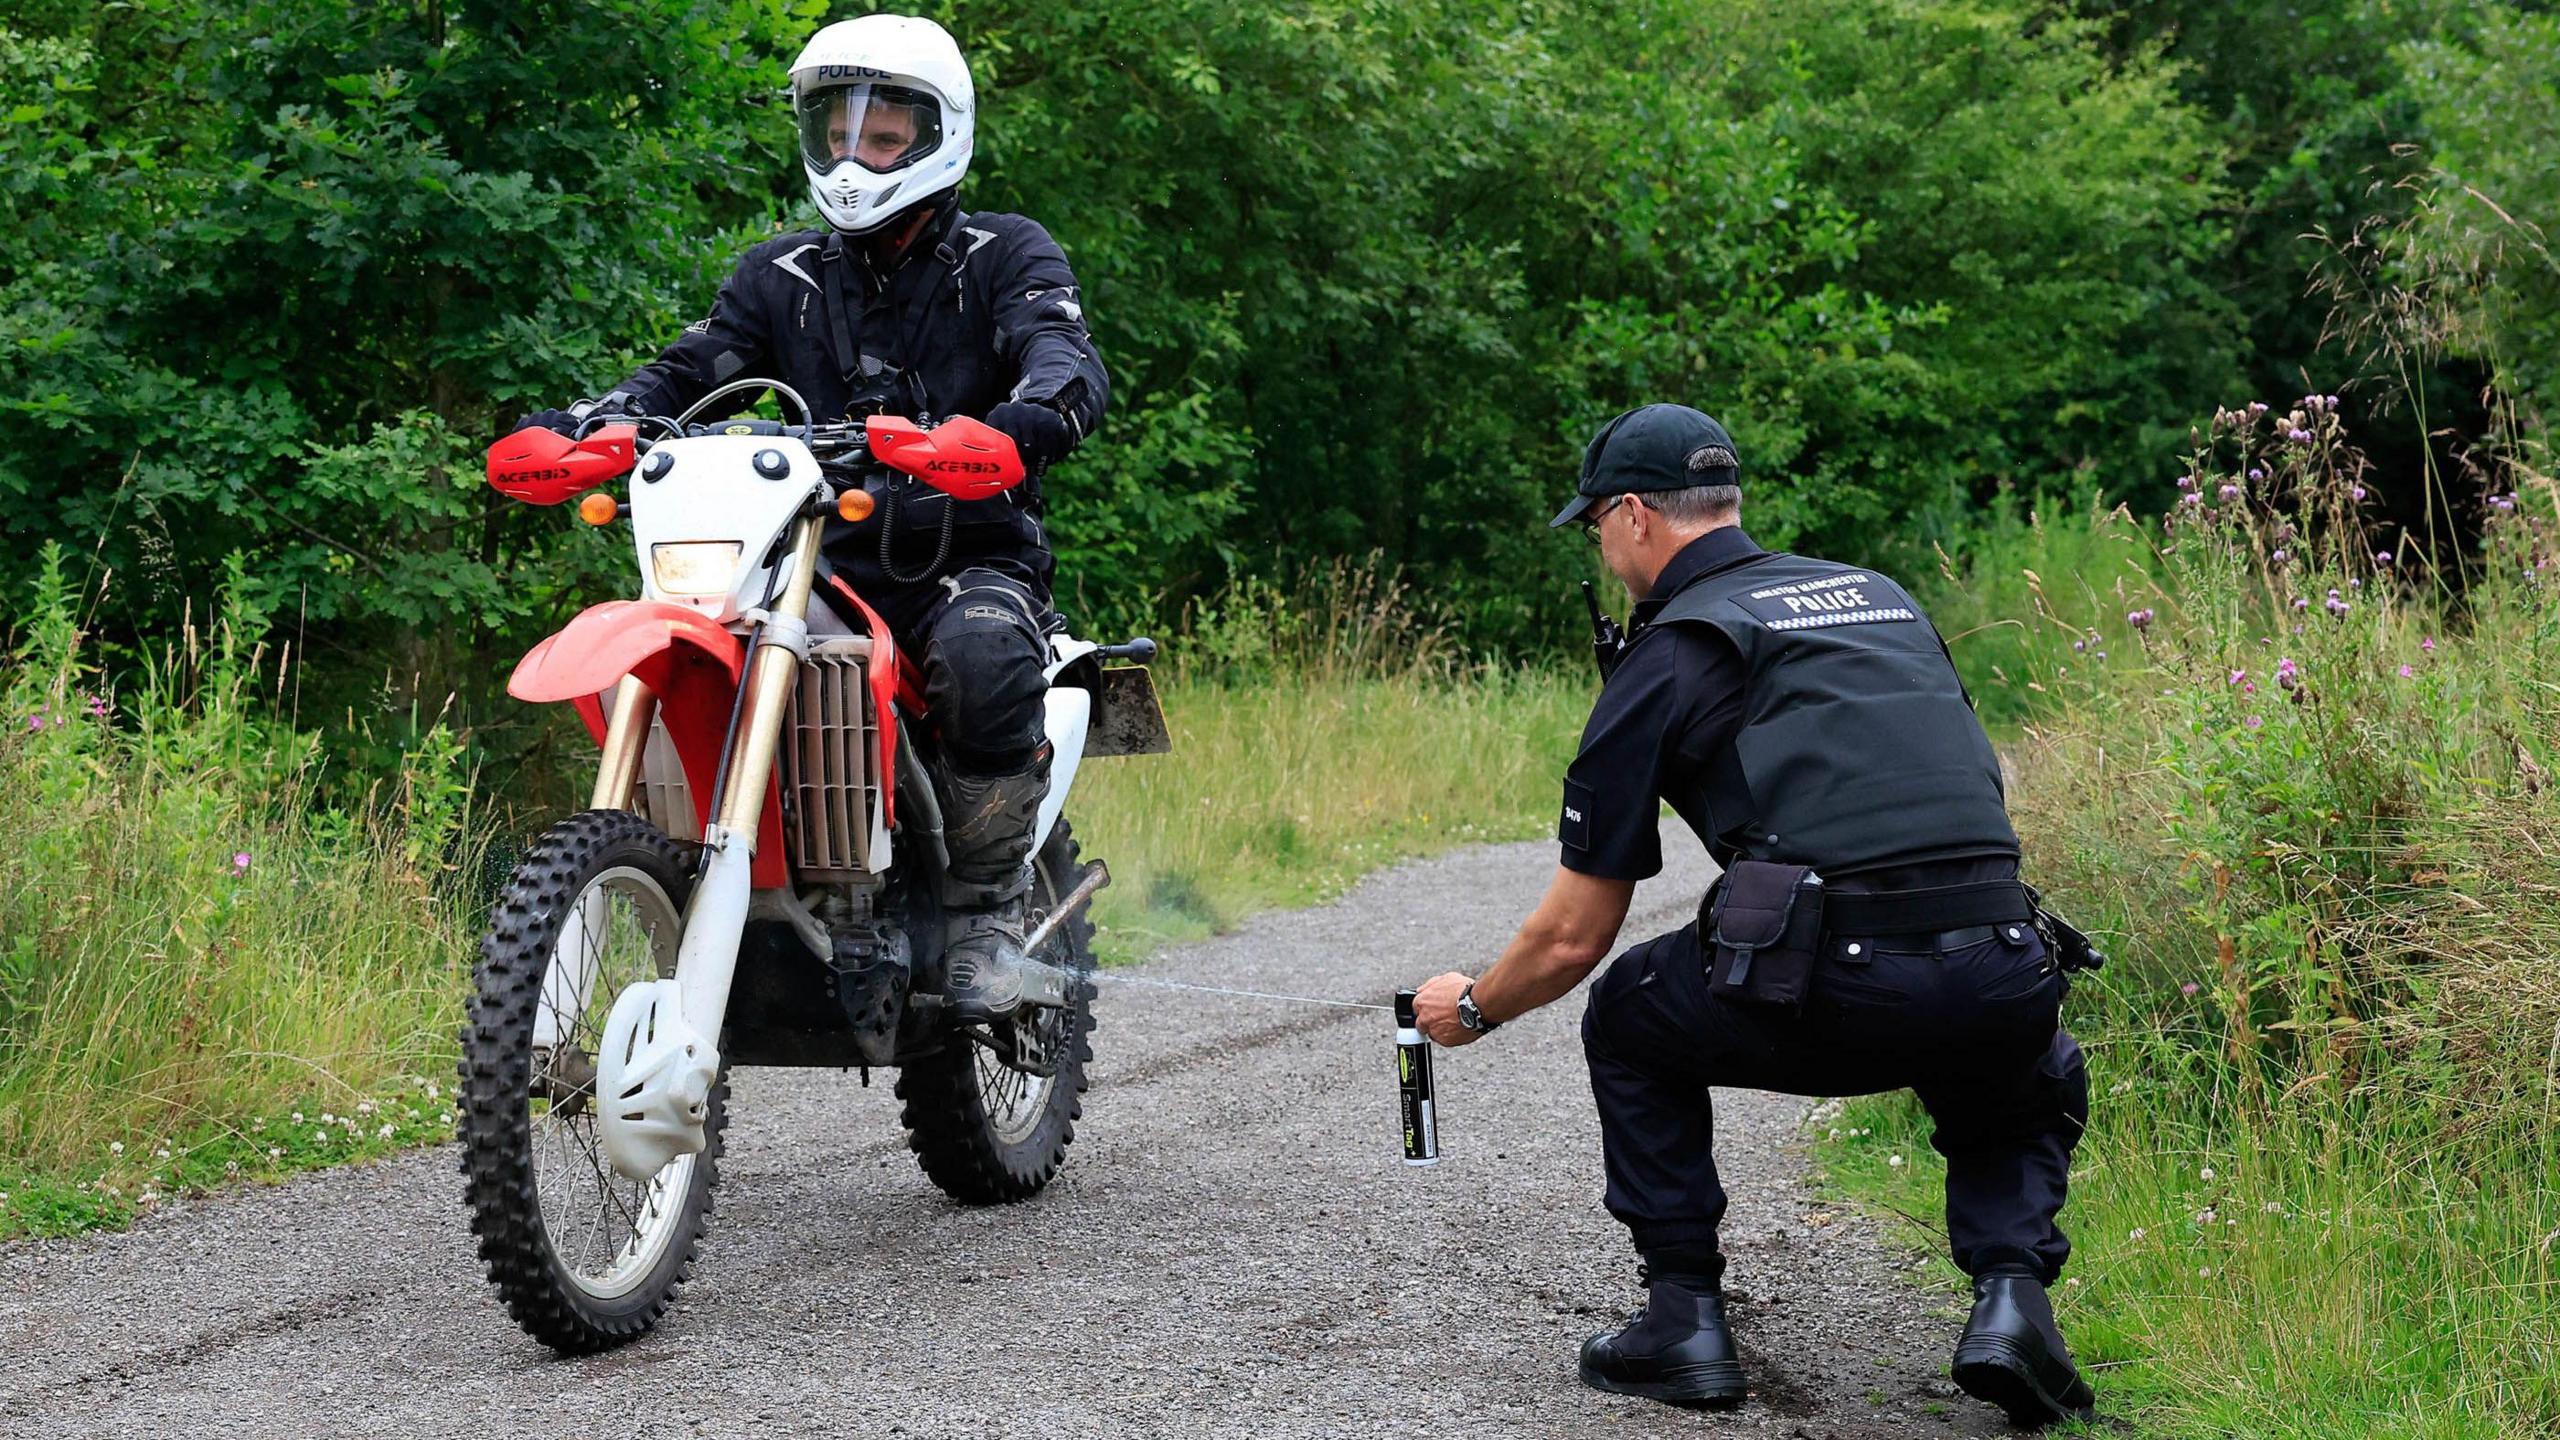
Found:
[1578,494,1630,545]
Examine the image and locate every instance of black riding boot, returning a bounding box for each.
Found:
[1951,1264,2096,1428]
[1577,1246,1746,1409]
[933,746,1052,1025]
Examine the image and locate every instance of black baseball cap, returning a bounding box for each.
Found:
[1548,403,1742,528]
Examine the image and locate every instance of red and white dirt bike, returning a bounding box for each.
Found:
[457,379,1168,1353]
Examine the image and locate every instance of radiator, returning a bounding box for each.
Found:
[779,637,887,878]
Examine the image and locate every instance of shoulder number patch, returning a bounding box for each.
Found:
[1731,571,1915,631]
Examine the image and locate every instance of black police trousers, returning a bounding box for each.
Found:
[864,564,1053,775]
[1580,918,2087,1287]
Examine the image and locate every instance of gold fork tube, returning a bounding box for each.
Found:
[714,514,828,838]
[589,679,658,812]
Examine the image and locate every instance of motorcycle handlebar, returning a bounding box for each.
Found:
[501,380,1024,504]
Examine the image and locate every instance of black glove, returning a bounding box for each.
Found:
[509,407,583,440]
[984,400,1076,473]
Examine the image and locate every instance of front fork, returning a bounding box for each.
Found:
[672,511,827,1037]
[580,511,827,1180]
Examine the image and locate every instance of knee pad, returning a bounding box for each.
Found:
[923,600,1049,771]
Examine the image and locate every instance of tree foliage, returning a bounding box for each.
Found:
[1,0,2545,778]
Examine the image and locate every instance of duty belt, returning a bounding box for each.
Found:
[1822,879,2034,936]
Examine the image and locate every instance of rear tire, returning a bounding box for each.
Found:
[898,819,1098,1204]
[457,809,725,1353]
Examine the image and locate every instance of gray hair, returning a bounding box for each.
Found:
[1640,483,1741,526]
[1637,442,1741,525]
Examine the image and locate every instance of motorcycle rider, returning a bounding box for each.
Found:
[512,14,1109,1025]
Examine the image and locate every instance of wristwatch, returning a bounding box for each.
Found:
[1456,983,1502,1035]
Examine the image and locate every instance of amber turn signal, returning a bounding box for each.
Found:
[578,493,619,526]
[836,488,877,522]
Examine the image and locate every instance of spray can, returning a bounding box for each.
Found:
[1394,989,1440,1166]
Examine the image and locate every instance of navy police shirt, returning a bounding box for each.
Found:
[1557,528,1760,879]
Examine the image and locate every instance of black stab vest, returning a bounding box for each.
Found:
[1650,551,2019,875]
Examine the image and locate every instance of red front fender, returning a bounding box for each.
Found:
[510,601,784,885]
[509,600,742,703]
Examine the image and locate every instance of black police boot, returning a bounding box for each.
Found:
[1577,1249,1746,1409]
[933,748,1052,1027]
[1951,1264,2096,1429]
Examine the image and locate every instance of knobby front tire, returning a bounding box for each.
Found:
[458,809,726,1354]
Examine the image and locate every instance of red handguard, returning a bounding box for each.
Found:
[486,423,638,506]
[865,414,1027,500]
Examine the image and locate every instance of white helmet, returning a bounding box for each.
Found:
[788,15,975,235]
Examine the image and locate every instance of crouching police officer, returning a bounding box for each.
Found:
[1411,404,2098,1428]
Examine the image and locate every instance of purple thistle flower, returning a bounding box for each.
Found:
[2376,551,2393,566]
[2248,468,2266,481]
[2292,596,2309,610]
[2229,669,2247,686]
[2348,577,2362,588]
[2398,665,2415,679]
[2219,484,2242,502]
[2249,401,2268,414]
[2182,981,2203,995]
[2420,637,2435,653]
[231,852,251,876]
[2175,474,2195,490]
[2276,658,2300,689]
[2244,715,2263,730]
[2271,549,2288,563]
[2352,485,2368,502]
[2072,640,2085,652]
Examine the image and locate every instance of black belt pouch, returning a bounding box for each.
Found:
[1703,861,1826,1011]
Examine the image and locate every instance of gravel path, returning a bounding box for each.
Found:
[0,828,2016,1438]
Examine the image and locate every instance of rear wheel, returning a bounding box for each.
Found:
[898,819,1098,1203]
[457,809,725,1353]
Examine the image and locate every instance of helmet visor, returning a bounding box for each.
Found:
[797,82,944,175]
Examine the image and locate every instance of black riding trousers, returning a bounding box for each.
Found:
[865,564,1051,776]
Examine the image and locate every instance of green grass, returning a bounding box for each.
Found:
[0,548,481,1236]
[1074,665,1585,961]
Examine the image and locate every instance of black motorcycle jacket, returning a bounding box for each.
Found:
[595,202,1110,596]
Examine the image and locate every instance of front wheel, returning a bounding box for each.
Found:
[457,809,725,1353]
[897,819,1099,1203]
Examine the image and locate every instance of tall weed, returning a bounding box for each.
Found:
[0,546,479,1222]
[1830,405,2560,1437]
